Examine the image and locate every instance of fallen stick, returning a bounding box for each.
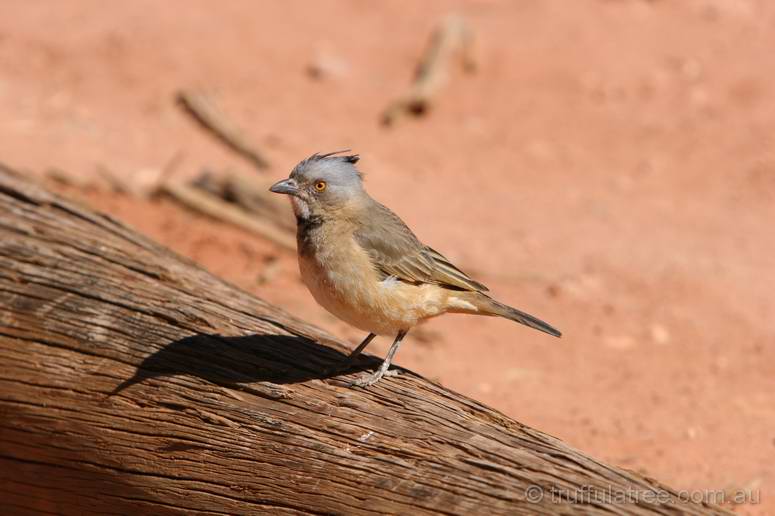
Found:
[160,180,296,251]
[382,14,476,126]
[192,170,295,232]
[176,90,270,170]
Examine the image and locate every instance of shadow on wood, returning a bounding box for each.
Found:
[111,333,379,395]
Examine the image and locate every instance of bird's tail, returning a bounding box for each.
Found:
[450,292,562,338]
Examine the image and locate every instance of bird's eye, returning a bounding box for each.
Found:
[314,181,327,192]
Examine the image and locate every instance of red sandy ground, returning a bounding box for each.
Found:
[1,1,773,513]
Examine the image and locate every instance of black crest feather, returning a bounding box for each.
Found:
[310,149,360,164]
[293,150,363,180]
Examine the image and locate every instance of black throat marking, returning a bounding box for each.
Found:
[296,214,324,256]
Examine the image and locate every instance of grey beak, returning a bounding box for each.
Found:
[269,178,299,196]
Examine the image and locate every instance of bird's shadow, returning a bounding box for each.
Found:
[111,333,379,396]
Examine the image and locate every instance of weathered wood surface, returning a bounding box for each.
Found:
[0,166,726,515]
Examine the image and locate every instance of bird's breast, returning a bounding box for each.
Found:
[298,229,378,311]
[297,229,446,335]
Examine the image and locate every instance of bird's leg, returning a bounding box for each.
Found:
[350,330,407,388]
[329,332,376,373]
[347,332,377,363]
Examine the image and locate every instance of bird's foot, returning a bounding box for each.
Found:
[348,368,399,388]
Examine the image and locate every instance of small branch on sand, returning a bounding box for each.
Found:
[176,90,271,171]
[191,171,295,232]
[159,180,296,251]
[382,14,476,126]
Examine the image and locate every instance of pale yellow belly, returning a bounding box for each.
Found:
[298,244,447,336]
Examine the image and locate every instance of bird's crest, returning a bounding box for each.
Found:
[294,150,362,179]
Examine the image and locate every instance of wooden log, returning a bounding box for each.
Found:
[0,165,726,515]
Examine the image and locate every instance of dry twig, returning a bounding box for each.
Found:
[192,171,295,232]
[382,15,476,126]
[176,90,270,170]
[159,180,296,251]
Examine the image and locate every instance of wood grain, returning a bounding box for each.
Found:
[0,165,727,515]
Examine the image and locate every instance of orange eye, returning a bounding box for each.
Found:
[314,181,327,192]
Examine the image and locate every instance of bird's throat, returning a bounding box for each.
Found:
[291,196,311,221]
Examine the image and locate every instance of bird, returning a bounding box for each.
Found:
[270,151,561,387]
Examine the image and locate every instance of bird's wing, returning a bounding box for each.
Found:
[353,202,489,292]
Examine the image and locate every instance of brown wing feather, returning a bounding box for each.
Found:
[353,201,489,292]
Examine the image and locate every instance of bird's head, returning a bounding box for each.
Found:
[269,151,365,220]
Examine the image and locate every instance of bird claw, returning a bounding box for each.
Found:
[348,368,399,388]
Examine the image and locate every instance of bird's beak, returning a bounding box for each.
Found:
[269,178,299,196]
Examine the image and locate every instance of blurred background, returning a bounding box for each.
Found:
[1,0,772,513]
